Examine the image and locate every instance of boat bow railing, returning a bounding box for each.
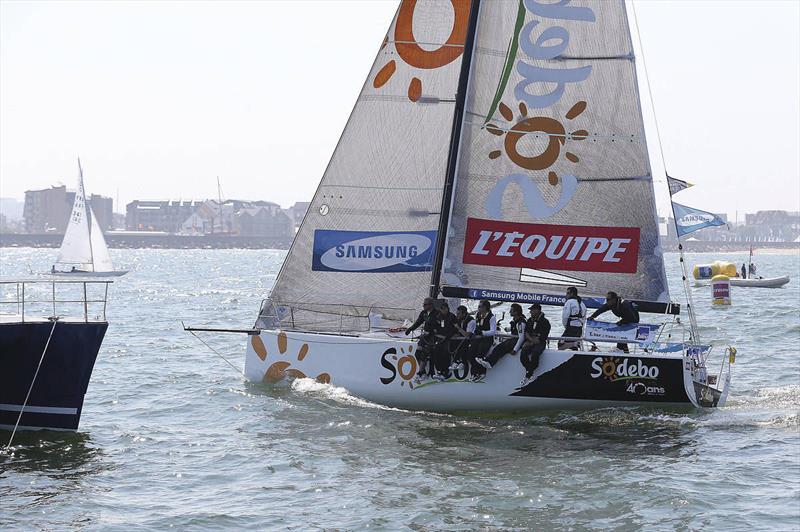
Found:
[0,279,111,323]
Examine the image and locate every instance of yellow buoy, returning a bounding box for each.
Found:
[711,274,731,306]
[693,261,738,280]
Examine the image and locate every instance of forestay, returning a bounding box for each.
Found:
[264,1,476,331]
[441,0,670,304]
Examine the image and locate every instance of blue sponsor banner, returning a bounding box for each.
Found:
[465,288,606,308]
[584,319,661,344]
[312,230,437,273]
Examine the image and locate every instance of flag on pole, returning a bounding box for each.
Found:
[667,175,693,196]
[672,202,727,237]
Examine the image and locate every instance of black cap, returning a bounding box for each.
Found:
[528,303,541,310]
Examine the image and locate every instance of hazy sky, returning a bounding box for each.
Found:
[1,0,798,220]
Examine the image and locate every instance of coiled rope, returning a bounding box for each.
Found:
[5,318,58,450]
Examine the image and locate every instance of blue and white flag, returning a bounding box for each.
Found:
[666,175,693,196]
[672,202,727,237]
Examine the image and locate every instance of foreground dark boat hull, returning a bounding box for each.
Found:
[0,321,108,431]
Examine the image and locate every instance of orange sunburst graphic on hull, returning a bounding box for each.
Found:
[486,101,589,185]
[252,333,330,384]
[373,0,471,102]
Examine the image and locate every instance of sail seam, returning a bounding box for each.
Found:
[388,40,465,48]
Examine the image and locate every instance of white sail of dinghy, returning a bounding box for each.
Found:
[56,163,94,268]
[241,0,732,413]
[54,160,126,276]
[88,205,114,272]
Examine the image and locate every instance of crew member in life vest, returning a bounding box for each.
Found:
[559,286,587,350]
[449,305,475,373]
[405,297,436,380]
[588,291,640,353]
[519,303,551,387]
[464,300,496,382]
[475,303,526,373]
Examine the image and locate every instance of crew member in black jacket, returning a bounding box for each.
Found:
[405,297,436,379]
[430,302,458,381]
[520,303,550,386]
[587,291,639,353]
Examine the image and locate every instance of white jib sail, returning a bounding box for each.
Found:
[264,0,474,332]
[56,164,93,268]
[88,205,114,272]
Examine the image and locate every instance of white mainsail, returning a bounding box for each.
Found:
[441,0,669,304]
[55,160,115,273]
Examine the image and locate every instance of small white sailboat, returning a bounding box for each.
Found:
[51,160,127,277]
[222,0,733,413]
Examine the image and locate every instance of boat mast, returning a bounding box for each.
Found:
[79,158,96,272]
[429,0,482,299]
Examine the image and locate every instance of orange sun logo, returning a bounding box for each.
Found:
[485,101,589,186]
[600,356,622,381]
[373,0,470,102]
[251,332,330,384]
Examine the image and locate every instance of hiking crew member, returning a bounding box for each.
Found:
[406,297,436,379]
[450,305,475,372]
[520,303,550,386]
[559,286,586,350]
[741,263,747,279]
[588,291,640,353]
[465,300,496,382]
[475,303,526,373]
[430,302,458,381]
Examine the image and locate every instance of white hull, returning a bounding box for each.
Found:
[51,270,128,277]
[244,329,729,414]
[694,275,790,288]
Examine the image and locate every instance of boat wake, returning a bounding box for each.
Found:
[290,378,411,414]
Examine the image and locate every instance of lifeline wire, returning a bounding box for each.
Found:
[187,329,244,376]
[6,319,58,450]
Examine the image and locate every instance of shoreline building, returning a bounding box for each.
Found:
[23,185,113,233]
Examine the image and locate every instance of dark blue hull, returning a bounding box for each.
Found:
[0,321,107,431]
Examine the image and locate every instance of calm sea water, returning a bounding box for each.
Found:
[1,248,798,530]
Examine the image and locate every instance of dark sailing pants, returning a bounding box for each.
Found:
[433,340,452,377]
[450,338,469,364]
[467,336,494,376]
[558,325,583,350]
[485,338,517,367]
[416,336,433,375]
[616,321,635,353]
[520,342,545,377]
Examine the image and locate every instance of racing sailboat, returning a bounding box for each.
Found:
[242,0,732,412]
[52,160,127,277]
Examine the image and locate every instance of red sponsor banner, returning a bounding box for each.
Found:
[463,218,640,274]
